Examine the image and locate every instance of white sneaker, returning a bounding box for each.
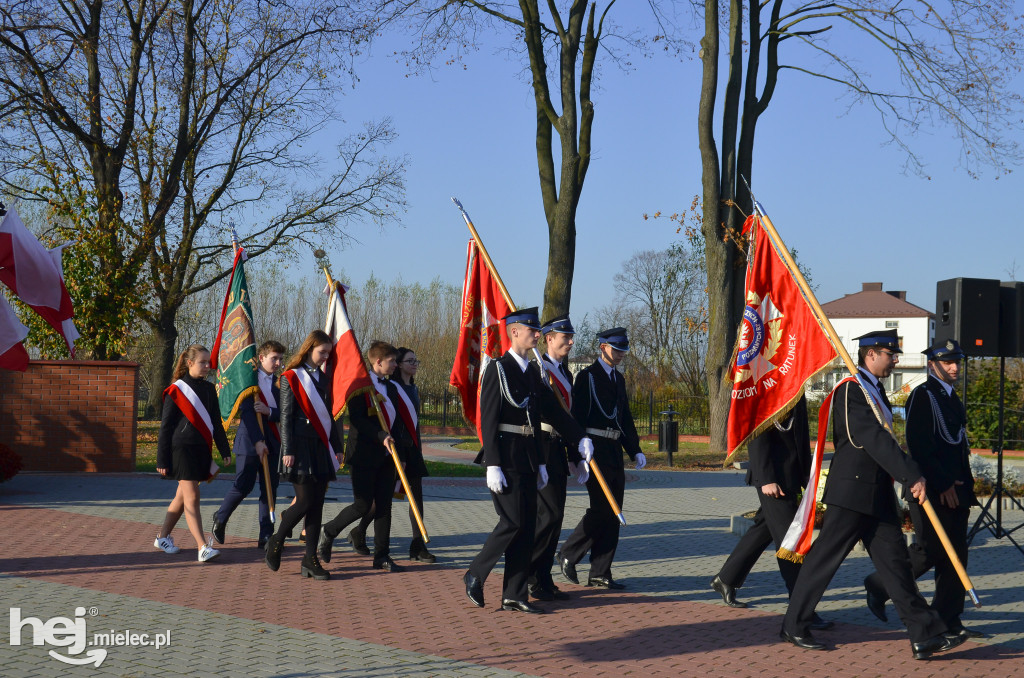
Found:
[198,543,220,562]
[154,536,180,554]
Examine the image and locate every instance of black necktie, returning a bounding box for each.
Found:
[877,381,891,411]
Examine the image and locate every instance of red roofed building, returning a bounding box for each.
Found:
[812,282,935,396]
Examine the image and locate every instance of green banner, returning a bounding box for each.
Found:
[214,256,259,426]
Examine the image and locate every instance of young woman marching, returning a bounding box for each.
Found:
[264,330,343,580]
[155,345,232,562]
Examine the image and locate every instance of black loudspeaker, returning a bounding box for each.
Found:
[1000,281,1024,358]
[935,278,1000,357]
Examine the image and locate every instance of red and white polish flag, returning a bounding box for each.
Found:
[0,293,29,371]
[323,280,375,420]
[0,207,79,355]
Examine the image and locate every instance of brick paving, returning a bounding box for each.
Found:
[1,444,1022,677]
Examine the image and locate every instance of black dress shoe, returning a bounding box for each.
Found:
[951,626,986,640]
[779,629,826,651]
[864,575,888,622]
[372,556,403,572]
[464,571,484,607]
[587,577,625,590]
[911,632,965,660]
[212,519,226,545]
[711,575,746,608]
[257,538,268,551]
[264,535,284,572]
[529,586,555,601]
[557,551,579,585]
[809,613,835,631]
[549,585,570,601]
[501,599,545,614]
[348,528,370,556]
[318,532,335,563]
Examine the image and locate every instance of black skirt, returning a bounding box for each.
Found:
[171,443,213,481]
[281,437,337,485]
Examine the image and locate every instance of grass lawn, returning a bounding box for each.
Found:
[136,421,484,477]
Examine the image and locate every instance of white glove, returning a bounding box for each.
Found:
[571,460,589,485]
[537,464,549,490]
[634,452,647,470]
[486,466,507,494]
[579,437,594,463]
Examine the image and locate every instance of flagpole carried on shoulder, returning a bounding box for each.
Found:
[743,179,980,608]
[451,197,625,527]
[320,266,429,544]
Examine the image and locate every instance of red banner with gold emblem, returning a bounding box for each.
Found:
[726,216,837,455]
[450,239,510,441]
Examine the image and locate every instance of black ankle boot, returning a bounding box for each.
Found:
[265,534,284,572]
[348,527,370,556]
[301,553,330,580]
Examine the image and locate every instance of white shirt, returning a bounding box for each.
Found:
[507,349,530,373]
[258,368,277,408]
[304,363,319,382]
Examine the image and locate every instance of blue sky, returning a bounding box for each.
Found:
[290,22,1022,327]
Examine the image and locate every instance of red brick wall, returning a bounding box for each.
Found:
[0,361,139,472]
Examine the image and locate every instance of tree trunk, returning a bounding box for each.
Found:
[145,314,179,418]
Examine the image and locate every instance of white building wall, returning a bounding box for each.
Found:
[817,315,936,396]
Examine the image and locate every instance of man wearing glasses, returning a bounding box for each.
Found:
[781,330,965,660]
[863,339,980,640]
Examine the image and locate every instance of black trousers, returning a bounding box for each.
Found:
[717,487,802,595]
[355,473,428,552]
[274,478,328,561]
[784,504,947,642]
[323,463,395,559]
[468,470,537,602]
[866,501,970,628]
[529,469,568,590]
[560,460,625,580]
[214,449,279,540]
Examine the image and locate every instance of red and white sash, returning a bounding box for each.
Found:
[258,375,280,442]
[778,374,889,562]
[284,368,340,470]
[163,379,214,449]
[390,382,419,448]
[370,374,396,431]
[542,355,572,411]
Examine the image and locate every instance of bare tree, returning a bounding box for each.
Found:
[597,243,708,395]
[691,0,1024,451]
[0,0,404,387]
[376,0,655,321]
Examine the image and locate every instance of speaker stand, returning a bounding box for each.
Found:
[966,357,1024,558]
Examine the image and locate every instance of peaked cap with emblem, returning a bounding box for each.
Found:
[597,327,630,352]
[503,307,541,330]
[541,314,575,335]
[923,339,965,362]
[854,329,902,353]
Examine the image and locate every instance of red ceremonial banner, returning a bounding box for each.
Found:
[450,240,511,441]
[726,216,837,455]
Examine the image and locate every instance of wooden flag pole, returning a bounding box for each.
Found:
[370,398,430,544]
[321,266,428,544]
[749,193,980,608]
[452,197,624,525]
[253,405,276,523]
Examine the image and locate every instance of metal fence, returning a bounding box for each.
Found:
[415,387,710,435]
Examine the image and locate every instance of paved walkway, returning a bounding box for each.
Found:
[1,457,1022,676]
